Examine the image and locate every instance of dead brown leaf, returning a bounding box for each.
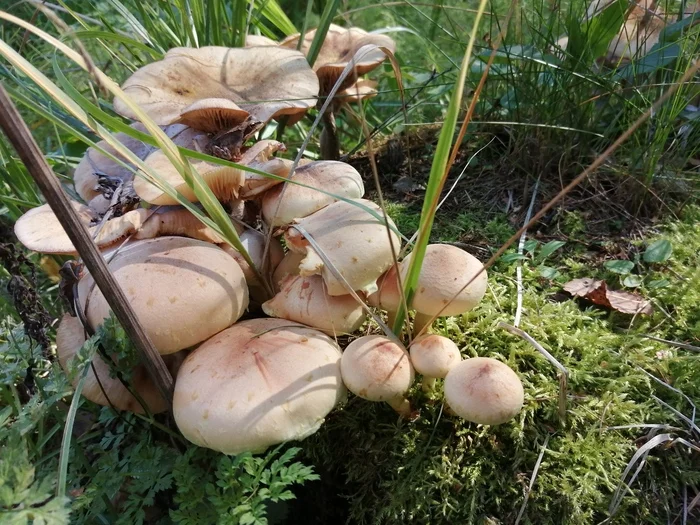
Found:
[563,278,653,315]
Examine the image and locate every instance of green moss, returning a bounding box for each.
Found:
[304,206,700,525]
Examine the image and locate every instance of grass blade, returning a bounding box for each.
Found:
[305,0,341,67]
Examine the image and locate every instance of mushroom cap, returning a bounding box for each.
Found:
[14,201,149,255]
[370,244,487,317]
[73,123,194,202]
[284,199,401,296]
[262,274,366,335]
[237,140,295,199]
[56,314,185,413]
[272,251,304,291]
[280,25,395,94]
[134,148,245,205]
[173,318,345,454]
[443,357,524,425]
[337,79,379,106]
[409,334,462,379]
[220,229,284,289]
[134,205,226,244]
[77,236,248,355]
[340,335,414,402]
[114,46,319,130]
[261,161,365,227]
[245,34,278,47]
[178,98,250,133]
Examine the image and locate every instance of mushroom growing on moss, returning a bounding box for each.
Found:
[340,334,414,416]
[56,314,185,413]
[443,357,524,425]
[284,199,401,296]
[369,244,487,336]
[280,24,395,159]
[77,236,248,355]
[173,318,345,454]
[409,334,462,391]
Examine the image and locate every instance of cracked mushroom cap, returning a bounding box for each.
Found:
[369,244,487,318]
[73,123,195,203]
[284,199,401,296]
[340,335,414,402]
[173,318,345,454]
[14,201,149,255]
[444,357,524,425]
[261,161,364,227]
[281,24,395,94]
[135,148,245,206]
[56,314,185,413]
[409,334,462,379]
[262,274,366,335]
[77,236,248,355]
[114,46,319,131]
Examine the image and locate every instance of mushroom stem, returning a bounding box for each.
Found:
[413,312,433,338]
[421,377,437,392]
[387,396,412,418]
[320,110,340,160]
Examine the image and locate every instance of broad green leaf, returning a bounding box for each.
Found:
[622,274,643,288]
[537,240,567,262]
[539,266,560,279]
[605,260,635,274]
[643,239,673,263]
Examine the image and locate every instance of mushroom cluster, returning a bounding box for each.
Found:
[16,27,524,456]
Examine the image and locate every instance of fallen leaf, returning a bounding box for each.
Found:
[563,278,653,315]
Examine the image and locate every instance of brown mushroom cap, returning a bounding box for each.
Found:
[14,201,149,255]
[262,274,366,335]
[409,334,462,379]
[340,335,414,412]
[73,123,195,202]
[261,161,365,227]
[284,199,401,296]
[178,98,250,133]
[336,79,379,106]
[56,314,184,413]
[77,236,249,355]
[443,357,524,425]
[173,318,345,454]
[114,46,319,130]
[280,24,395,94]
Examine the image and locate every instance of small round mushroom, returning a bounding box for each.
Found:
[56,314,185,413]
[114,46,319,130]
[443,357,524,425]
[369,244,487,336]
[173,318,345,454]
[77,236,249,355]
[284,199,401,296]
[262,274,366,335]
[409,334,462,391]
[261,161,365,227]
[14,201,149,255]
[341,335,414,416]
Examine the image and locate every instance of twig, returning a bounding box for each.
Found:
[514,434,551,525]
[514,177,540,328]
[0,83,174,406]
[638,334,700,353]
[499,322,568,421]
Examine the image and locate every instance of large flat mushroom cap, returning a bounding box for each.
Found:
[114,46,319,129]
[77,236,249,354]
[173,318,345,455]
[261,161,365,227]
[284,198,401,296]
[56,314,184,413]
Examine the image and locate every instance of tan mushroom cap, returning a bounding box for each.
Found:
[245,34,278,47]
[178,98,250,133]
[340,335,414,414]
[173,318,345,454]
[444,357,524,425]
[135,146,245,205]
[56,314,184,413]
[73,123,194,202]
[14,201,149,255]
[409,334,462,379]
[337,79,378,106]
[281,24,395,94]
[262,274,366,335]
[77,236,249,355]
[134,206,226,244]
[272,251,304,291]
[237,140,296,199]
[114,46,319,130]
[369,244,487,319]
[220,229,284,298]
[284,199,401,296]
[261,161,365,227]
